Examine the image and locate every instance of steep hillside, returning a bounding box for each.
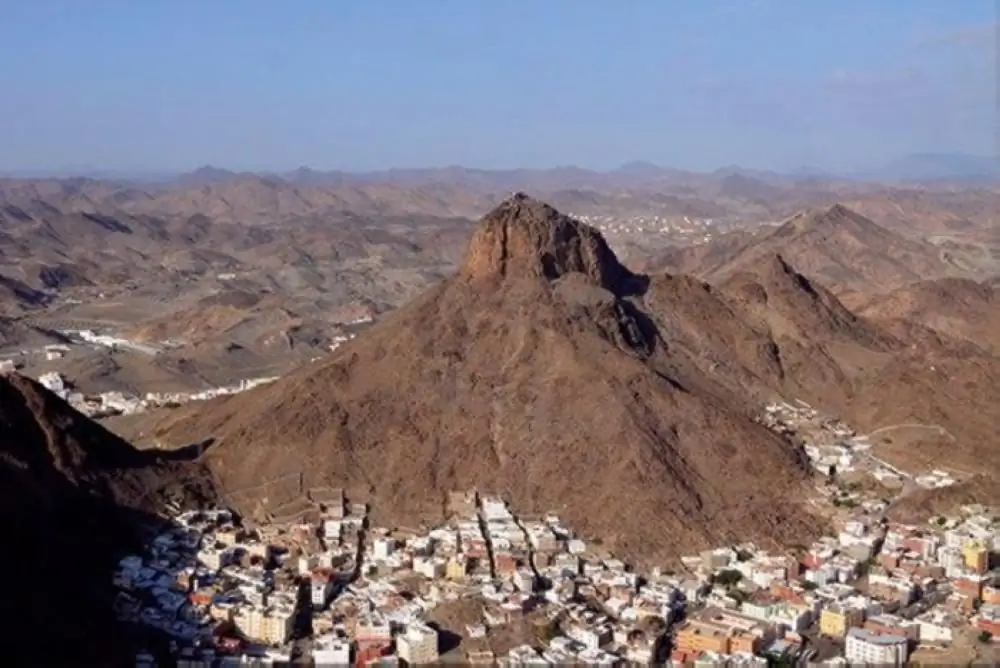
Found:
[146,194,822,562]
[705,252,1000,478]
[859,278,1000,352]
[709,253,899,412]
[0,271,49,313]
[0,373,215,665]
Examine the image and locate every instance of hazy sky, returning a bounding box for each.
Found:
[0,0,996,173]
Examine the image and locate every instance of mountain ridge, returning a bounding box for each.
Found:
[650,204,969,296]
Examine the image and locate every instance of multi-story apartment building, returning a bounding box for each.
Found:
[674,608,773,657]
[844,628,908,667]
[819,604,865,637]
[233,606,294,646]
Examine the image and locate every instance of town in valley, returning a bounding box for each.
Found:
[121,402,1000,667]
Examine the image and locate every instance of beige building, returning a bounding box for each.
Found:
[819,604,865,637]
[234,605,294,645]
[396,623,438,666]
[674,607,773,656]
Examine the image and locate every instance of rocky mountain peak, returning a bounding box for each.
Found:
[459,193,643,294]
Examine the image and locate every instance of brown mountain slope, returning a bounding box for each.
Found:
[639,243,1000,485]
[653,204,963,296]
[147,194,821,563]
[859,278,1000,352]
[705,254,1000,480]
[890,476,1000,524]
[0,373,215,665]
[708,253,899,413]
[0,315,71,350]
[631,255,888,418]
[720,253,893,348]
[847,348,1000,474]
[0,271,49,314]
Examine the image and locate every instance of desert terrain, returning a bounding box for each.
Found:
[1,168,997,400]
[4,168,1000,665]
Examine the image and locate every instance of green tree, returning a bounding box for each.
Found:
[712,569,743,587]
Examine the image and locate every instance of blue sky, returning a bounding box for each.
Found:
[0,0,996,173]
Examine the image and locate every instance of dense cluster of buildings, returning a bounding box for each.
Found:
[670,499,1000,666]
[119,400,1000,667]
[124,491,1000,667]
[122,483,1000,668]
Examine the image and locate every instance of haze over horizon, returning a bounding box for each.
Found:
[1,0,996,175]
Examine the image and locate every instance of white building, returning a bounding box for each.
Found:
[567,624,612,651]
[299,554,319,575]
[198,549,222,572]
[480,498,511,521]
[38,371,66,393]
[396,623,438,665]
[313,637,351,666]
[372,537,395,561]
[413,556,445,579]
[845,628,908,667]
[323,519,341,541]
[917,614,954,644]
[728,653,767,667]
[311,571,333,608]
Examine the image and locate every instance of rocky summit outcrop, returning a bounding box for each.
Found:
[147,195,824,564]
[0,373,215,665]
[459,192,644,294]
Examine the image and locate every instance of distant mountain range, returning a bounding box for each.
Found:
[3,153,997,186]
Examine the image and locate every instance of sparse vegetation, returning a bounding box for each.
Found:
[729,589,749,604]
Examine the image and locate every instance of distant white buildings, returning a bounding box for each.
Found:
[44,374,280,419]
[73,329,161,356]
[329,334,355,352]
